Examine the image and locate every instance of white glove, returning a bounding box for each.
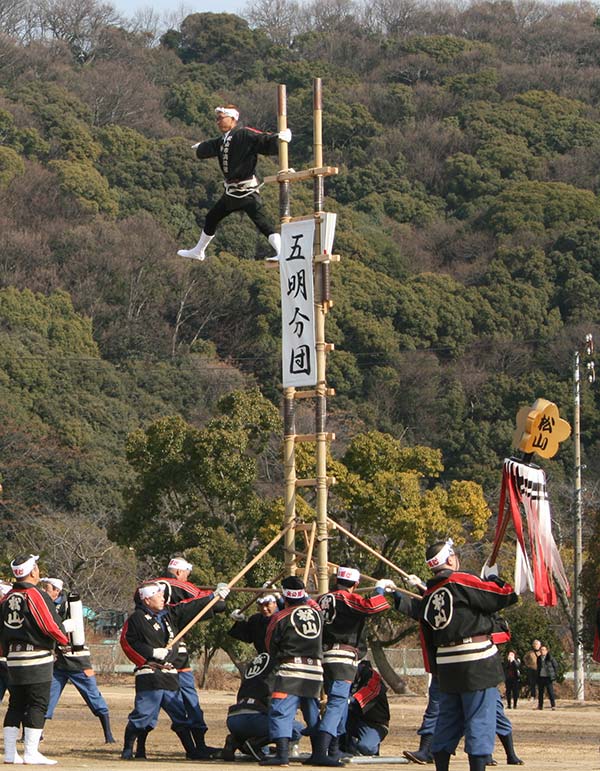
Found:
[481,562,499,579]
[407,574,427,590]
[62,618,76,633]
[278,128,292,143]
[262,580,278,591]
[152,647,169,660]
[215,582,230,599]
[191,142,200,149]
[230,609,245,621]
[375,579,397,593]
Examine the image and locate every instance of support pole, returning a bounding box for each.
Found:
[279,83,297,576]
[167,522,293,649]
[573,347,585,700]
[313,77,330,595]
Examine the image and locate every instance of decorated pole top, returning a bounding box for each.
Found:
[512,398,571,458]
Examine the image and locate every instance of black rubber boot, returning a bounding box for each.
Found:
[433,750,451,771]
[98,713,115,744]
[176,727,199,759]
[309,732,343,767]
[260,737,290,766]
[485,758,498,766]
[469,754,488,771]
[404,734,434,764]
[191,726,221,759]
[135,728,152,759]
[499,733,524,765]
[121,724,139,760]
[222,734,240,762]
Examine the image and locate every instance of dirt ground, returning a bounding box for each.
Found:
[14,681,600,770]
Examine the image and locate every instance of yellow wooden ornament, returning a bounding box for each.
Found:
[513,398,571,458]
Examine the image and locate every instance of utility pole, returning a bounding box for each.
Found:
[573,333,594,701]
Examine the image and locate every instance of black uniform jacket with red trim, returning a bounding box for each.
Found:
[265,599,323,699]
[318,589,389,656]
[53,592,94,674]
[120,595,225,691]
[133,576,213,670]
[0,582,68,684]
[350,665,390,732]
[195,126,279,183]
[227,651,276,720]
[419,569,518,694]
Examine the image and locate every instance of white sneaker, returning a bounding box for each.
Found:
[177,249,206,261]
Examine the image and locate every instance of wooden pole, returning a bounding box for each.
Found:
[327,517,415,584]
[313,77,329,595]
[167,523,293,649]
[278,83,297,576]
[238,570,286,613]
[327,560,422,600]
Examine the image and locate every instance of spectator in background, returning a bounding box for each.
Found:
[522,639,541,700]
[504,650,521,709]
[537,644,558,711]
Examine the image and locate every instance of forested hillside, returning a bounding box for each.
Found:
[1,0,600,647]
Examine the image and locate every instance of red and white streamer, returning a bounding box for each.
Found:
[494,458,570,607]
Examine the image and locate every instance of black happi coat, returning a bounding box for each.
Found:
[0,582,68,684]
[419,569,517,694]
[195,126,279,183]
[120,595,225,692]
[265,602,323,699]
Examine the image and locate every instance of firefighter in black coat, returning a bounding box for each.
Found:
[177,105,291,263]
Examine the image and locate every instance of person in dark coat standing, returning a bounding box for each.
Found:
[177,105,291,263]
[504,650,521,709]
[419,539,518,771]
[0,554,70,765]
[536,644,558,710]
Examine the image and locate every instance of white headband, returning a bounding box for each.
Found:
[41,577,63,591]
[337,566,360,583]
[139,583,163,600]
[215,106,239,121]
[257,594,277,605]
[11,555,39,579]
[282,587,306,600]
[168,558,193,572]
[427,539,454,570]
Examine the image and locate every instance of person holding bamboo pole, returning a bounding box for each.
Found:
[307,566,392,767]
[229,592,280,654]
[119,581,229,761]
[177,105,291,263]
[260,576,323,767]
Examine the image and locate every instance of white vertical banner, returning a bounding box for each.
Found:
[280,219,316,387]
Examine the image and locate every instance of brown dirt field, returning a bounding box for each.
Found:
[13,682,600,770]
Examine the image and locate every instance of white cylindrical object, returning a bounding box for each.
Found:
[67,593,85,647]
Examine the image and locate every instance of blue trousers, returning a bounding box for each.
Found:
[178,670,207,732]
[418,675,440,736]
[227,712,304,743]
[268,695,320,740]
[431,687,497,756]
[127,688,189,731]
[319,679,352,737]
[46,669,109,718]
[346,720,386,756]
[495,689,512,737]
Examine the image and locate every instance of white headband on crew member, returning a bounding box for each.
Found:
[11,554,39,579]
[139,583,164,600]
[257,594,277,605]
[215,106,239,121]
[41,577,64,592]
[282,587,306,600]
[427,539,455,570]
[337,566,360,583]
[168,557,193,572]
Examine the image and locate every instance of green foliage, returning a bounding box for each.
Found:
[504,599,567,681]
[49,160,118,216]
[0,146,24,186]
